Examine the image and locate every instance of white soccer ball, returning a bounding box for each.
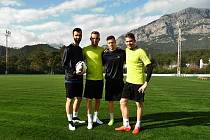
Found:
[75,61,87,75]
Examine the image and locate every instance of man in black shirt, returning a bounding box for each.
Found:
[103,35,126,126]
[62,28,85,131]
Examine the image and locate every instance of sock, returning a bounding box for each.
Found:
[87,113,92,123]
[94,111,98,119]
[135,120,141,128]
[73,112,78,118]
[109,113,114,120]
[67,114,73,121]
[123,118,129,127]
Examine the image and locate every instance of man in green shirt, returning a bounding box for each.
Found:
[115,32,153,135]
[83,31,104,129]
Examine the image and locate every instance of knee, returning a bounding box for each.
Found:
[75,97,82,102]
[120,98,127,106]
[86,98,92,103]
[66,98,72,104]
[136,102,144,108]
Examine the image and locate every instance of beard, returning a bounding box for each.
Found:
[74,38,81,44]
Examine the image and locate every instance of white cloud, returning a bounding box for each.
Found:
[0,0,21,7]
[20,21,66,31]
[1,0,210,48]
[0,0,101,26]
[71,13,160,47]
[0,28,40,48]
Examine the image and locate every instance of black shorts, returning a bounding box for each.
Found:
[65,81,83,99]
[122,82,144,102]
[84,80,103,99]
[105,79,124,101]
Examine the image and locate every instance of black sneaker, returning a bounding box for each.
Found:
[68,121,75,131]
[72,117,86,124]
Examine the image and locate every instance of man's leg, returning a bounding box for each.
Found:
[108,101,114,126]
[132,101,144,135]
[93,99,103,124]
[115,98,131,131]
[73,97,82,114]
[66,98,75,131]
[72,97,85,123]
[86,98,93,129]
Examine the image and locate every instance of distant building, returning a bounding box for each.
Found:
[200,59,204,69]
[199,58,209,69]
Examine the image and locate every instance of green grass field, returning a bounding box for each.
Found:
[0,75,210,140]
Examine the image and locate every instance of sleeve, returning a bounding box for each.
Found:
[145,64,153,82]
[122,50,126,64]
[102,51,105,66]
[139,49,151,66]
[82,48,86,62]
[62,46,71,70]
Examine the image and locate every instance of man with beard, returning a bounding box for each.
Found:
[62,28,85,131]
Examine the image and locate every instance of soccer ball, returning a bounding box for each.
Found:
[75,61,87,75]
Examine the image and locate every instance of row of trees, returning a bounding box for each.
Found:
[0,51,63,74]
[153,49,210,74]
[0,46,210,74]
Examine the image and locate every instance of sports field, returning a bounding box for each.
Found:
[0,75,210,140]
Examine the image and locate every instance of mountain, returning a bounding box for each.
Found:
[0,44,59,57]
[117,7,210,54]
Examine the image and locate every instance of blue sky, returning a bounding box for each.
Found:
[0,0,210,48]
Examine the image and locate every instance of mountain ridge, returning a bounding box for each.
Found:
[117,7,210,54]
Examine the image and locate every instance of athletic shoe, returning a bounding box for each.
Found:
[132,127,141,135]
[87,122,93,129]
[93,117,103,124]
[68,121,75,131]
[108,119,114,126]
[115,126,131,132]
[72,117,86,124]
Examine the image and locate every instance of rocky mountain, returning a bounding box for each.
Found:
[117,7,210,54]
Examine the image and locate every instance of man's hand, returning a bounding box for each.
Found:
[138,82,148,93]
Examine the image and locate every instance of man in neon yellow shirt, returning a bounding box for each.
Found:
[83,31,104,129]
[115,33,153,135]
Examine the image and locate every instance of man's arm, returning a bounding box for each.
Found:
[138,64,153,93]
[146,64,153,82]
[62,46,71,70]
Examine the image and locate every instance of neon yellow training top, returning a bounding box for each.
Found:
[126,47,151,84]
[83,45,104,80]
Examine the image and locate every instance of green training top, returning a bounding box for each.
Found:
[83,45,104,80]
[126,47,151,84]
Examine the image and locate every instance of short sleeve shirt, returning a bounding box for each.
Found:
[83,45,104,80]
[126,47,151,84]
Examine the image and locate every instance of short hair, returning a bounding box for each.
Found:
[73,28,82,34]
[91,31,100,36]
[125,32,135,40]
[106,35,115,41]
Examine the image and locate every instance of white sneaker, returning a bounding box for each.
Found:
[87,122,93,129]
[72,117,86,124]
[68,121,76,131]
[93,117,103,124]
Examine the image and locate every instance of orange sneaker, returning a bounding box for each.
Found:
[132,127,141,135]
[115,126,131,132]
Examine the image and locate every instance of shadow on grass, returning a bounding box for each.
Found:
[141,111,210,130]
[113,111,210,129]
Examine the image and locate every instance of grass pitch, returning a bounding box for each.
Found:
[0,75,210,140]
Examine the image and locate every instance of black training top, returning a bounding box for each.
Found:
[102,48,126,80]
[62,43,83,82]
